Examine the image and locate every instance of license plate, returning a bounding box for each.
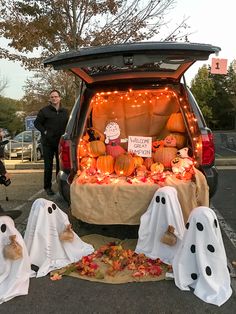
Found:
[10,153,17,157]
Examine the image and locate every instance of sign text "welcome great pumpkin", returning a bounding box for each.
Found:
[128,136,152,157]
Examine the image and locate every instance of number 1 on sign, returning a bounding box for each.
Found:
[211,58,227,74]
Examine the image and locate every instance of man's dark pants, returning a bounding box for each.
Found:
[42,145,59,190]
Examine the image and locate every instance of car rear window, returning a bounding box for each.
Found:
[82,61,181,77]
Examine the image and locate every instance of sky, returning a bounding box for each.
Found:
[0,0,235,100]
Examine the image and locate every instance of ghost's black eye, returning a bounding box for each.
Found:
[1,224,7,233]
[156,196,160,203]
[48,207,53,214]
[161,197,166,204]
[52,203,57,210]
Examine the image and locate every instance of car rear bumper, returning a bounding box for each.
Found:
[201,165,218,198]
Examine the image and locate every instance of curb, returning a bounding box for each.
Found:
[4,161,44,170]
[215,159,236,166]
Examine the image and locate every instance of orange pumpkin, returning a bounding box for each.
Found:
[153,147,178,168]
[169,133,186,149]
[136,165,147,177]
[80,156,97,170]
[132,155,144,168]
[96,155,114,174]
[77,139,88,158]
[87,140,106,157]
[150,162,164,173]
[166,113,186,133]
[114,153,135,176]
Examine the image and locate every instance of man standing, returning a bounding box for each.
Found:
[34,90,69,196]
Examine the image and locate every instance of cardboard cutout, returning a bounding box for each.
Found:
[172,206,232,306]
[135,186,185,264]
[0,216,31,304]
[24,198,94,278]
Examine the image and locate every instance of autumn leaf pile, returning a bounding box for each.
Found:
[51,241,172,281]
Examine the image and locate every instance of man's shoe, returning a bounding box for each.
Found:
[45,188,55,196]
[0,206,22,220]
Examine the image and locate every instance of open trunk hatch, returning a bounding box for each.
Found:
[44,42,220,84]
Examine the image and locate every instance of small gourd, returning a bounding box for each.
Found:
[59,224,74,242]
[161,225,177,246]
[3,235,23,260]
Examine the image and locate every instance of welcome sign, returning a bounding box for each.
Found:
[128,136,152,157]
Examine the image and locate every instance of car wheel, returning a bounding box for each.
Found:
[36,148,42,160]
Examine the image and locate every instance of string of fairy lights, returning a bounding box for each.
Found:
[77,87,200,184]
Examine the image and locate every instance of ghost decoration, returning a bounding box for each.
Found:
[104,122,126,157]
[0,216,31,304]
[172,206,232,306]
[135,186,185,264]
[24,198,94,278]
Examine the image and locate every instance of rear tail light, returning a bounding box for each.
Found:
[201,132,215,166]
[58,138,71,170]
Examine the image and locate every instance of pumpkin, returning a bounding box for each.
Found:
[87,140,106,157]
[166,112,186,133]
[163,135,177,147]
[144,157,154,170]
[80,156,97,170]
[132,155,144,168]
[169,133,186,149]
[153,147,178,168]
[96,155,114,174]
[136,165,147,177]
[114,153,135,176]
[77,139,88,158]
[150,162,164,173]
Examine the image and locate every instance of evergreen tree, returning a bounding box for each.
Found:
[190,62,236,130]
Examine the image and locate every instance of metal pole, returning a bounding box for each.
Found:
[32,129,36,162]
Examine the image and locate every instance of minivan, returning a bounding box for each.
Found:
[44,42,219,224]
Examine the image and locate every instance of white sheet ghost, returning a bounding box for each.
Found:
[135,186,185,264]
[0,216,31,304]
[24,198,94,278]
[172,206,232,306]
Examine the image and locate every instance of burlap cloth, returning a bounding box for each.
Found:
[71,169,209,225]
[53,234,168,284]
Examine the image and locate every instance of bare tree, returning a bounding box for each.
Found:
[0,72,8,96]
[0,0,191,69]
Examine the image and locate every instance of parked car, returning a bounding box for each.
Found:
[44,42,220,205]
[4,130,43,160]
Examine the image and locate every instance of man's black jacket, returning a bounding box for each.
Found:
[34,104,69,148]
